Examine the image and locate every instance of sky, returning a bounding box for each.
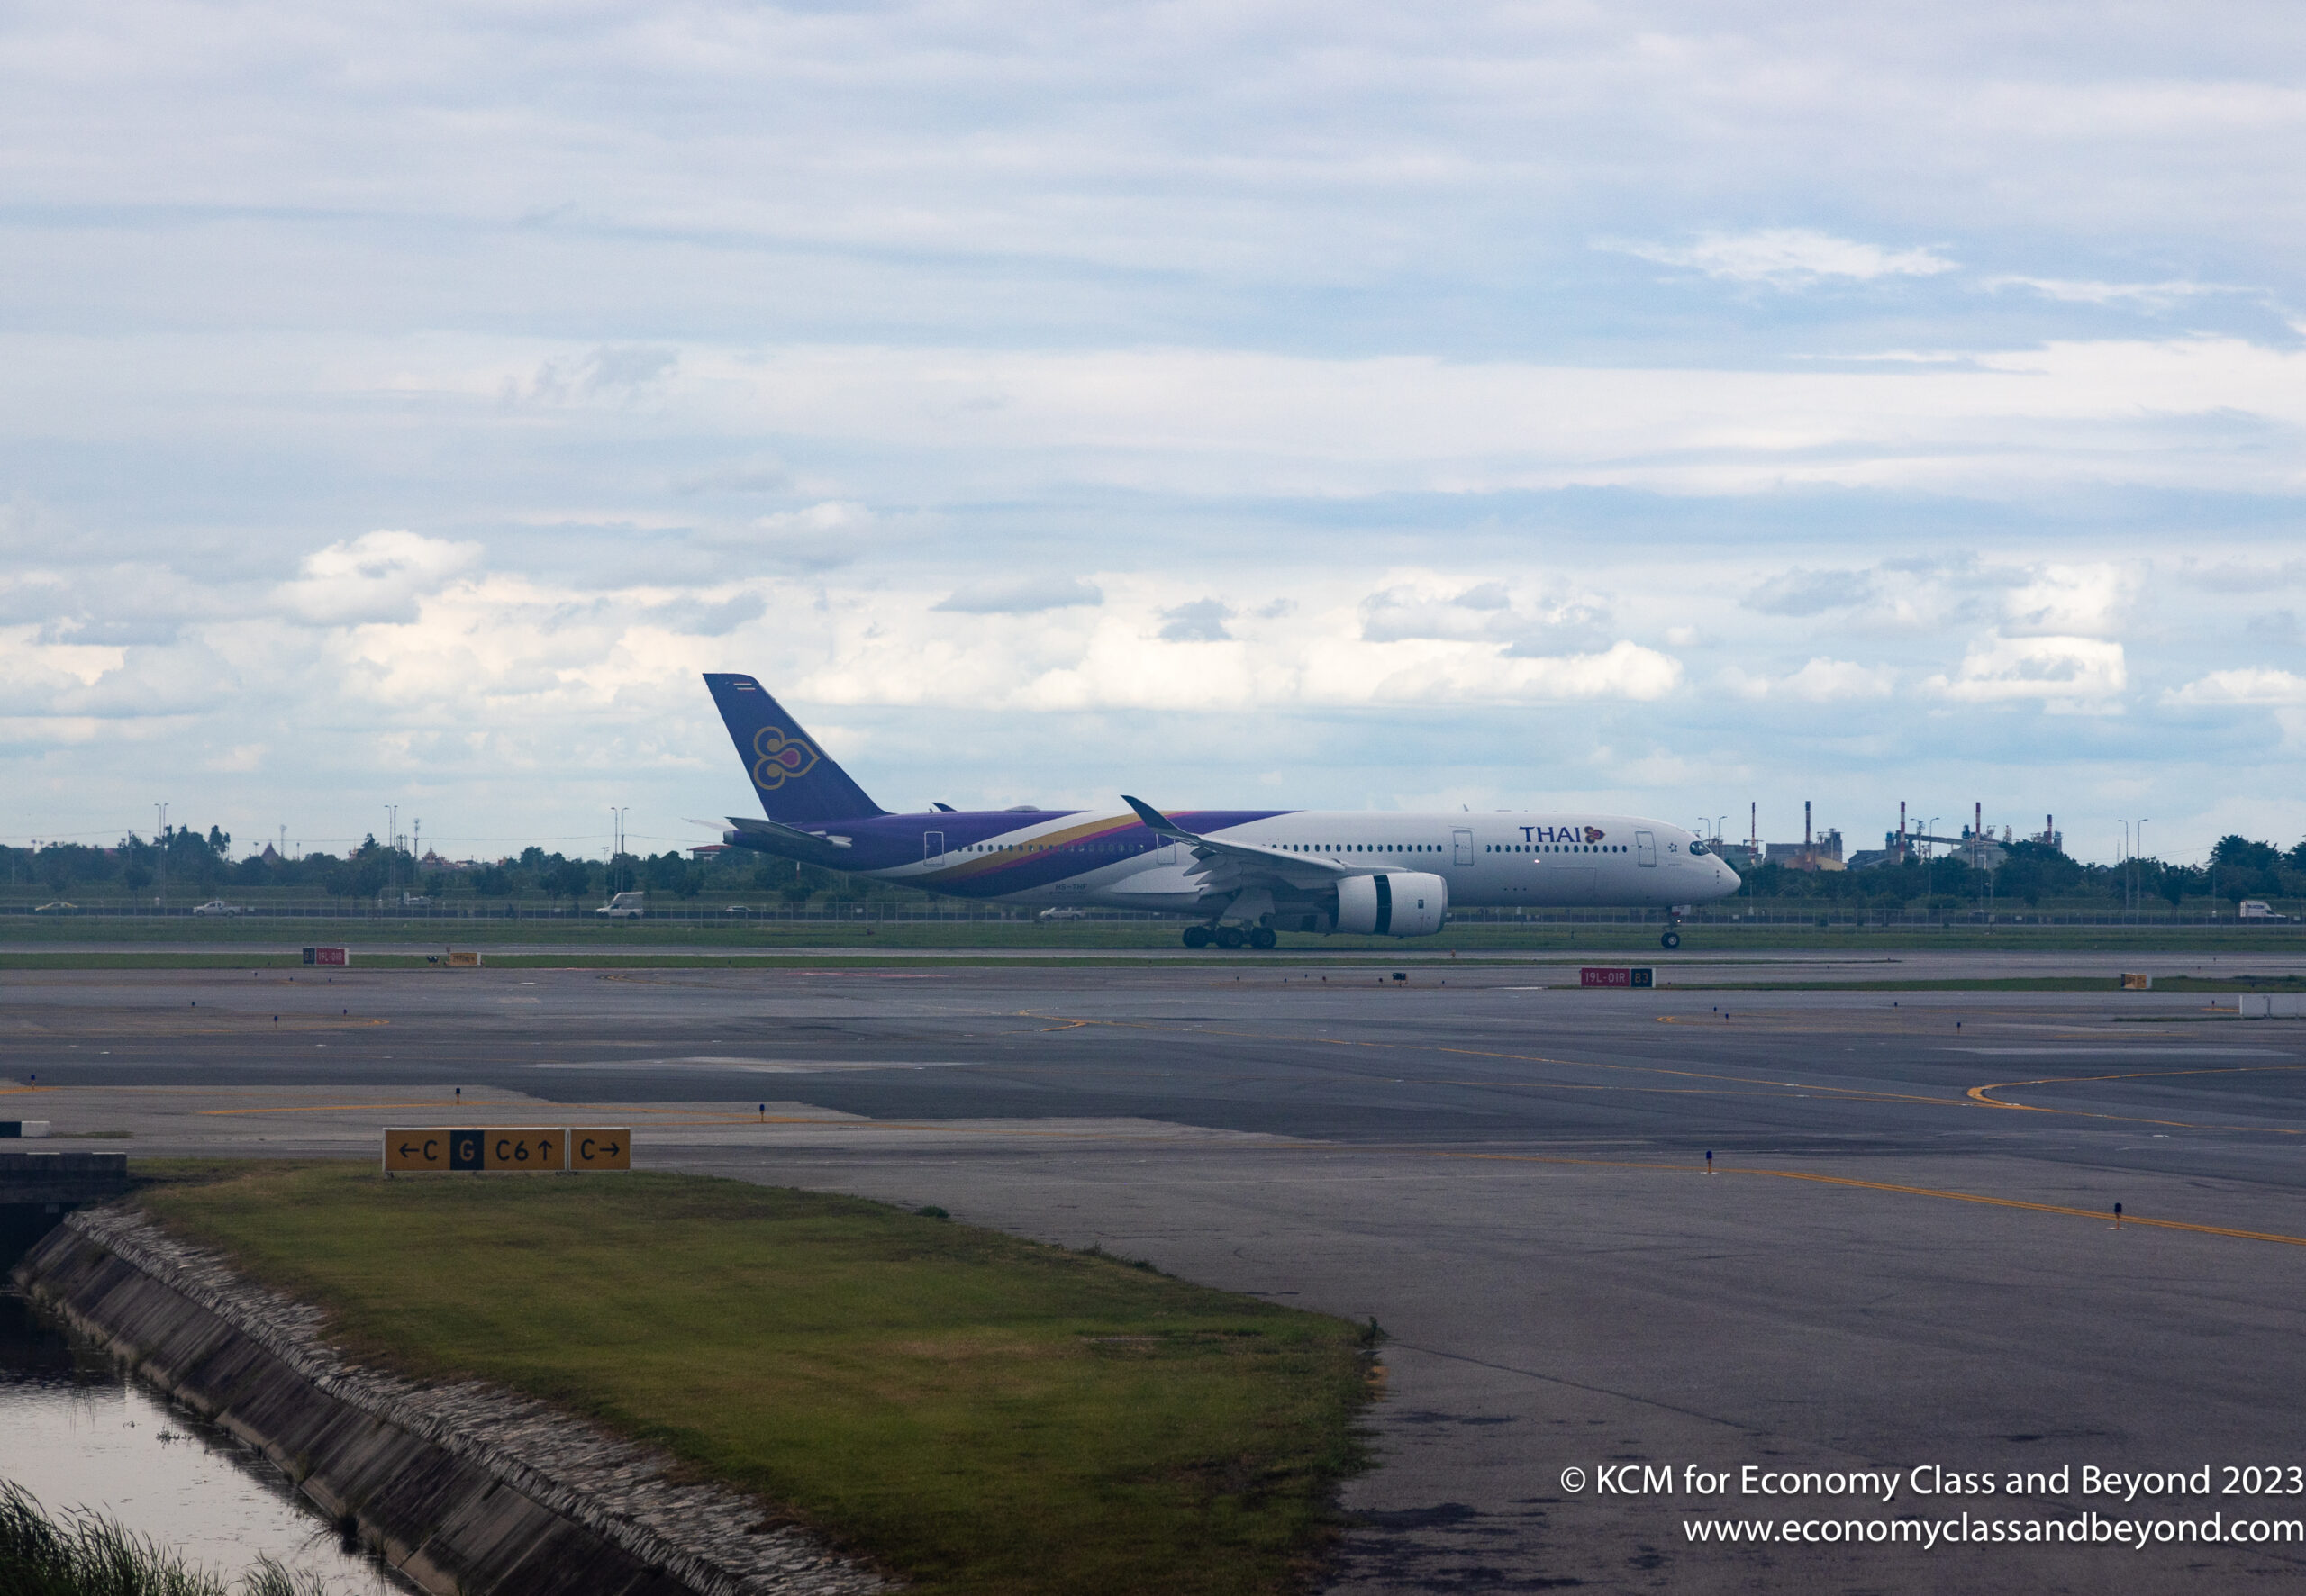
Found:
[4,1,2304,866]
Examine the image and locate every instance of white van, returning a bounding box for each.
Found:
[2238,901,2289,922]
[595,891,646,919]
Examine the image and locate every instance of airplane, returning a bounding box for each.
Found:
[704,672,1739,949]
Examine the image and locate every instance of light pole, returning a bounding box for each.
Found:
[2137,820,2149,920]
[2118,821,2130,918]
[611,807,630,894]
[1923,816,1939,916]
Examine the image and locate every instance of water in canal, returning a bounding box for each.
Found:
[2,1229,413,1593]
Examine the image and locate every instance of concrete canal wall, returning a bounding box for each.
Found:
[14,1208,889,1596]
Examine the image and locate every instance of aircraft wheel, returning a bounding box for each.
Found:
[1660,929,1681,950]
[1215,926,1248,949]
[1182,925,1212,948]
[1248,927,1278,949]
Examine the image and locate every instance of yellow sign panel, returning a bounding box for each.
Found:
[568,1128,631,1171]
[449,949,482,967]
[482,1128,567,1171]
[2120,973,2152,991]
[382,1127,457,1173]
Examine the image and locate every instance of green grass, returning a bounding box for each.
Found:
[132,1164,1376,1596]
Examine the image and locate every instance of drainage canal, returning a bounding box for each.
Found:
[2,1209,413,1593]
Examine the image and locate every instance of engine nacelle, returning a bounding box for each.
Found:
[1333,872,1448,937]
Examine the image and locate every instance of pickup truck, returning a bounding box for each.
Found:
[595,891,646,919]
[191,900,245,917]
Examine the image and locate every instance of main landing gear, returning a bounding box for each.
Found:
[1660,929,1681,950]
[1182,925,1278,950]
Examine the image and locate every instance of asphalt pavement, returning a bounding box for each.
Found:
[8,958,2306,1592]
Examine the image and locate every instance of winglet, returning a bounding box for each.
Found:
[1121,794,1194,839]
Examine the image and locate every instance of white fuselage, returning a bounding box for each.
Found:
[879,808,1739,916]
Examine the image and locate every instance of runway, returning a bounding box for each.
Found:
[9,960,2306,1591]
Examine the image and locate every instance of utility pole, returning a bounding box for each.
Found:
[155,802,168,911]
[611,807,629,894]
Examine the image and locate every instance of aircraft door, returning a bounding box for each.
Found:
[1636,830,1657,867]
[923,830,946,866]
[1452,828,1474,866]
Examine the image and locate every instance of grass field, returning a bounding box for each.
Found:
[133,1164,1377,1596]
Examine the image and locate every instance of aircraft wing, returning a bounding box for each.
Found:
[723,814,854,853]
[1120,795,1352,890]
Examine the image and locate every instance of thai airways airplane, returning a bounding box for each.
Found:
[706,673,1739,949]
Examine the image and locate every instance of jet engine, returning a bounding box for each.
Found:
[1333,872,1448,937]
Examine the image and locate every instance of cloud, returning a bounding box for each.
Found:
[1927,636,2128,707]
[1158,599,1234,643]
[1727,657,1898,701]
[1360,579,1609,650]
[2246,610,2301,647]
[274,531,482,626]
[2165,668,2306,706]
[2001,564,2131,638]
[521,345,679,405]
[1745,567,1873,617]
[1608,229,1957,286]
[933,577,1103,614]
[1986,277,2236,309]
[637,594,767,637]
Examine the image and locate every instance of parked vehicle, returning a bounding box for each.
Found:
[596,891,646,919]
[726,904,752,915]
[2239,901,2290,921]
[191,900,245,917]
[1037,907,1090,921]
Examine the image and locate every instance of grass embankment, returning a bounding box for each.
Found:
[134,1164,1375,1596]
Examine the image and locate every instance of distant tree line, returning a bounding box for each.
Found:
[6,826,2304,913]
[1729,835,2306,910]
[0,830,939,909]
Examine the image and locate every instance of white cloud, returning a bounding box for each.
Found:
[1986,277,2235,308]
[2001,564,2132,638]
[1609,229,1956,286]
[1927,636,2128,707]
[274,530,481,626]
[933,577,1103,614]
[1727,657,1898,701]
[2165,668,2306,706]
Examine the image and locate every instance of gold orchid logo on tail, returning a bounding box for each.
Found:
[751,726,822,791]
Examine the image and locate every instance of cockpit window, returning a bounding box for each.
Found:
[1687,839,1709,857]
